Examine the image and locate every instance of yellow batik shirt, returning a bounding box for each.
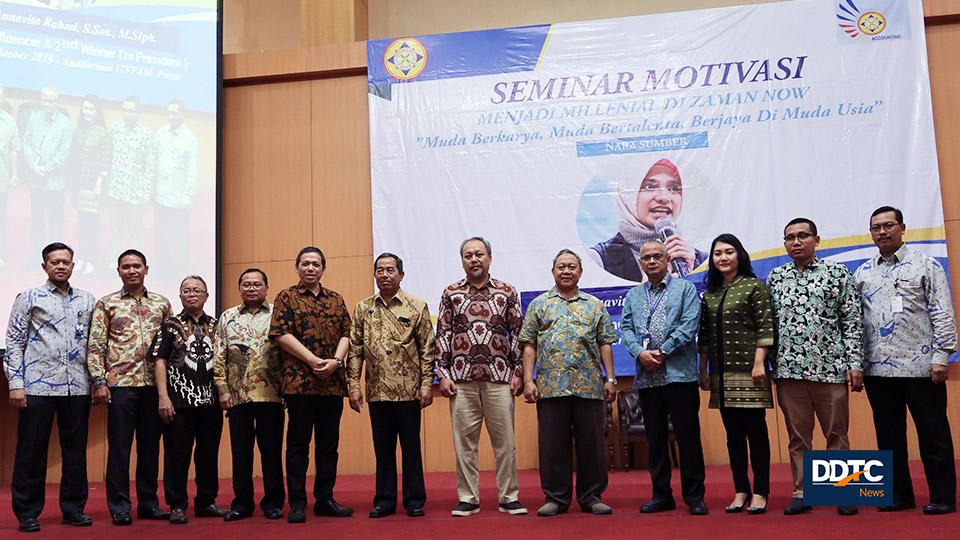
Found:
[212,302,282,404]
[348,290,436,402]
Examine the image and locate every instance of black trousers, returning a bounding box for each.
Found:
[285,394,344,510]
[228,402,285,514]
[12,395,90,520]
[719,407,770,496]
[638,382,706,504]
[865,376,956,506]
[106,386,163,514]
[162,405,224,510]
[536,396,608,510]
[369,401,426,511]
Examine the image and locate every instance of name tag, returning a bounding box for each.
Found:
[890,296,903,314]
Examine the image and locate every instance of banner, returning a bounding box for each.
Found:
[367,0,945,376]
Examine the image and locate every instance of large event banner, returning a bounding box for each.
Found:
[367,0,946,376]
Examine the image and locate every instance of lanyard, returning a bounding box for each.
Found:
[645,284,667,328]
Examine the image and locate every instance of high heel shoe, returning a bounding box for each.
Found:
[725,493,749,513]
[746,495,767,515]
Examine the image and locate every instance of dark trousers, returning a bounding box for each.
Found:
[865,376,956,506]
[105,386,163,514]
[536,396,608,510]
[369,401,426,511]
[162,405,224,510]
[228,402,285,514]
[719,407,770,496]
[638,382,706,504]
[29,185,64,253]
[12,395,90,519]
[285,394,344,510]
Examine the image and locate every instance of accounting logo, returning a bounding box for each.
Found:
[837,1,890,39]
[383,37,428,81]
[803,450,892,506]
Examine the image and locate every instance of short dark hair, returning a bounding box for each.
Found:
[238,268,268,286]
[459,237,492,257]
[117,249,147,266]
[552,248,582,269]
[180,275,208,290]
[704,234,757,293]
[374,252,404,273]
[295,246,326,268]
[42,242,74,262]
[784,217,817,236]
[870,206,903,225]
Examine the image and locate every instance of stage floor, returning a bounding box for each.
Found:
[0,462,957,538]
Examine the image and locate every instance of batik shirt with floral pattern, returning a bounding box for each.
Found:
[519,288,618,400]
[767,257,864,383]
[213,302,281,404]
[151,311,217,408]
[87,289,172,388]
[269,284,351,396]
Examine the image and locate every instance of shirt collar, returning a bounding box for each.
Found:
[239,301,270,315]
[876,243,910,265]
[645,274,672,291]
[457,276,495,291]
[43,279,72,295]
[296,283,328,297]
[375,289,405,307]
[547,286,586,301]
[790,256,821,272]
[120,287,149,299]
[177,310,214,325]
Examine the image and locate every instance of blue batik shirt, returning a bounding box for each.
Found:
[4,281,96,395]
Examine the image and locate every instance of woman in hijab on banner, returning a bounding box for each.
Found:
[589,158,706,282]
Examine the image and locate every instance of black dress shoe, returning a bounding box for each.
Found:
[639,499,676,513]
[169,508,188,524]
[288,508,306,523]
[368,506,395,518]
[406,507,425,517]
[923,503,957,515]
[195,503,229,518]
[62,513,93,526]
[137,507,170,520]
[112,512,132,525]
[18,517,40,532]
[688,500,709,516]
[783,497,812,515]
[264,508,284,520]
[837,506,858,516]
[314,499,354,517]
[878,502,915,512]
[224,510,251,521]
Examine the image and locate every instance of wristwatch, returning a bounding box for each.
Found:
[334,357,345,369]
[605,377,616,384]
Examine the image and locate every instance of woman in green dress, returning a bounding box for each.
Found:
[698,233,774,515]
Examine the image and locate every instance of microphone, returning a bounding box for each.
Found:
[654,217,689,277]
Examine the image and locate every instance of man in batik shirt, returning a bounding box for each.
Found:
[22,86,71,252]
[107,97,153,254]
[153,275,226,524]
[87,249,171,525]
[348,253,435,518]
[214,268,285,521]
[153,99,198,277]
[270,246,353,523]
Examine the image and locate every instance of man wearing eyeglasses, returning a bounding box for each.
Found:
[152,275,227,524]
[854,206,957,515]
[767,218,864,517]
[213,268,285,521]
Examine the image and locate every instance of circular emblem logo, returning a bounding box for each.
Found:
[857,12,887,35]
[383,38,428,81]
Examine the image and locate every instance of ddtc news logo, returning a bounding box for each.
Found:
[803,450,892,506]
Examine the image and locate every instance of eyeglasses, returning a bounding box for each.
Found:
[869,222,901,233]
[239,283,264,290]
[180,288,207,296]
[783,232,815,243]
[640,253,666,262]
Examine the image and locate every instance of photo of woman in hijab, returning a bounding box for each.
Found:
[588,158,706,282]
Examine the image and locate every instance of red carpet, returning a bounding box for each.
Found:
[1,462,957,539]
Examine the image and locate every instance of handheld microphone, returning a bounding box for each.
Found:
[654,217,689,277]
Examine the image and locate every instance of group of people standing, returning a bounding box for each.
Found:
[0,85,198,272]
[2,205,956,533]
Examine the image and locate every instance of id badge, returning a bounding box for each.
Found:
[641,334,650,350]
[891,296,903,314]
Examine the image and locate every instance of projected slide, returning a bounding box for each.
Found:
[0,0,218,345]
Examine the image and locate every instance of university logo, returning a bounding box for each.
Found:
[803,450,893,506]
[383,37,428,81]
[837,1,887,38]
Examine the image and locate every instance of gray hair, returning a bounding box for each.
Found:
[552,248,582,269]
[459,236,492,257]
[180,274,208,291]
